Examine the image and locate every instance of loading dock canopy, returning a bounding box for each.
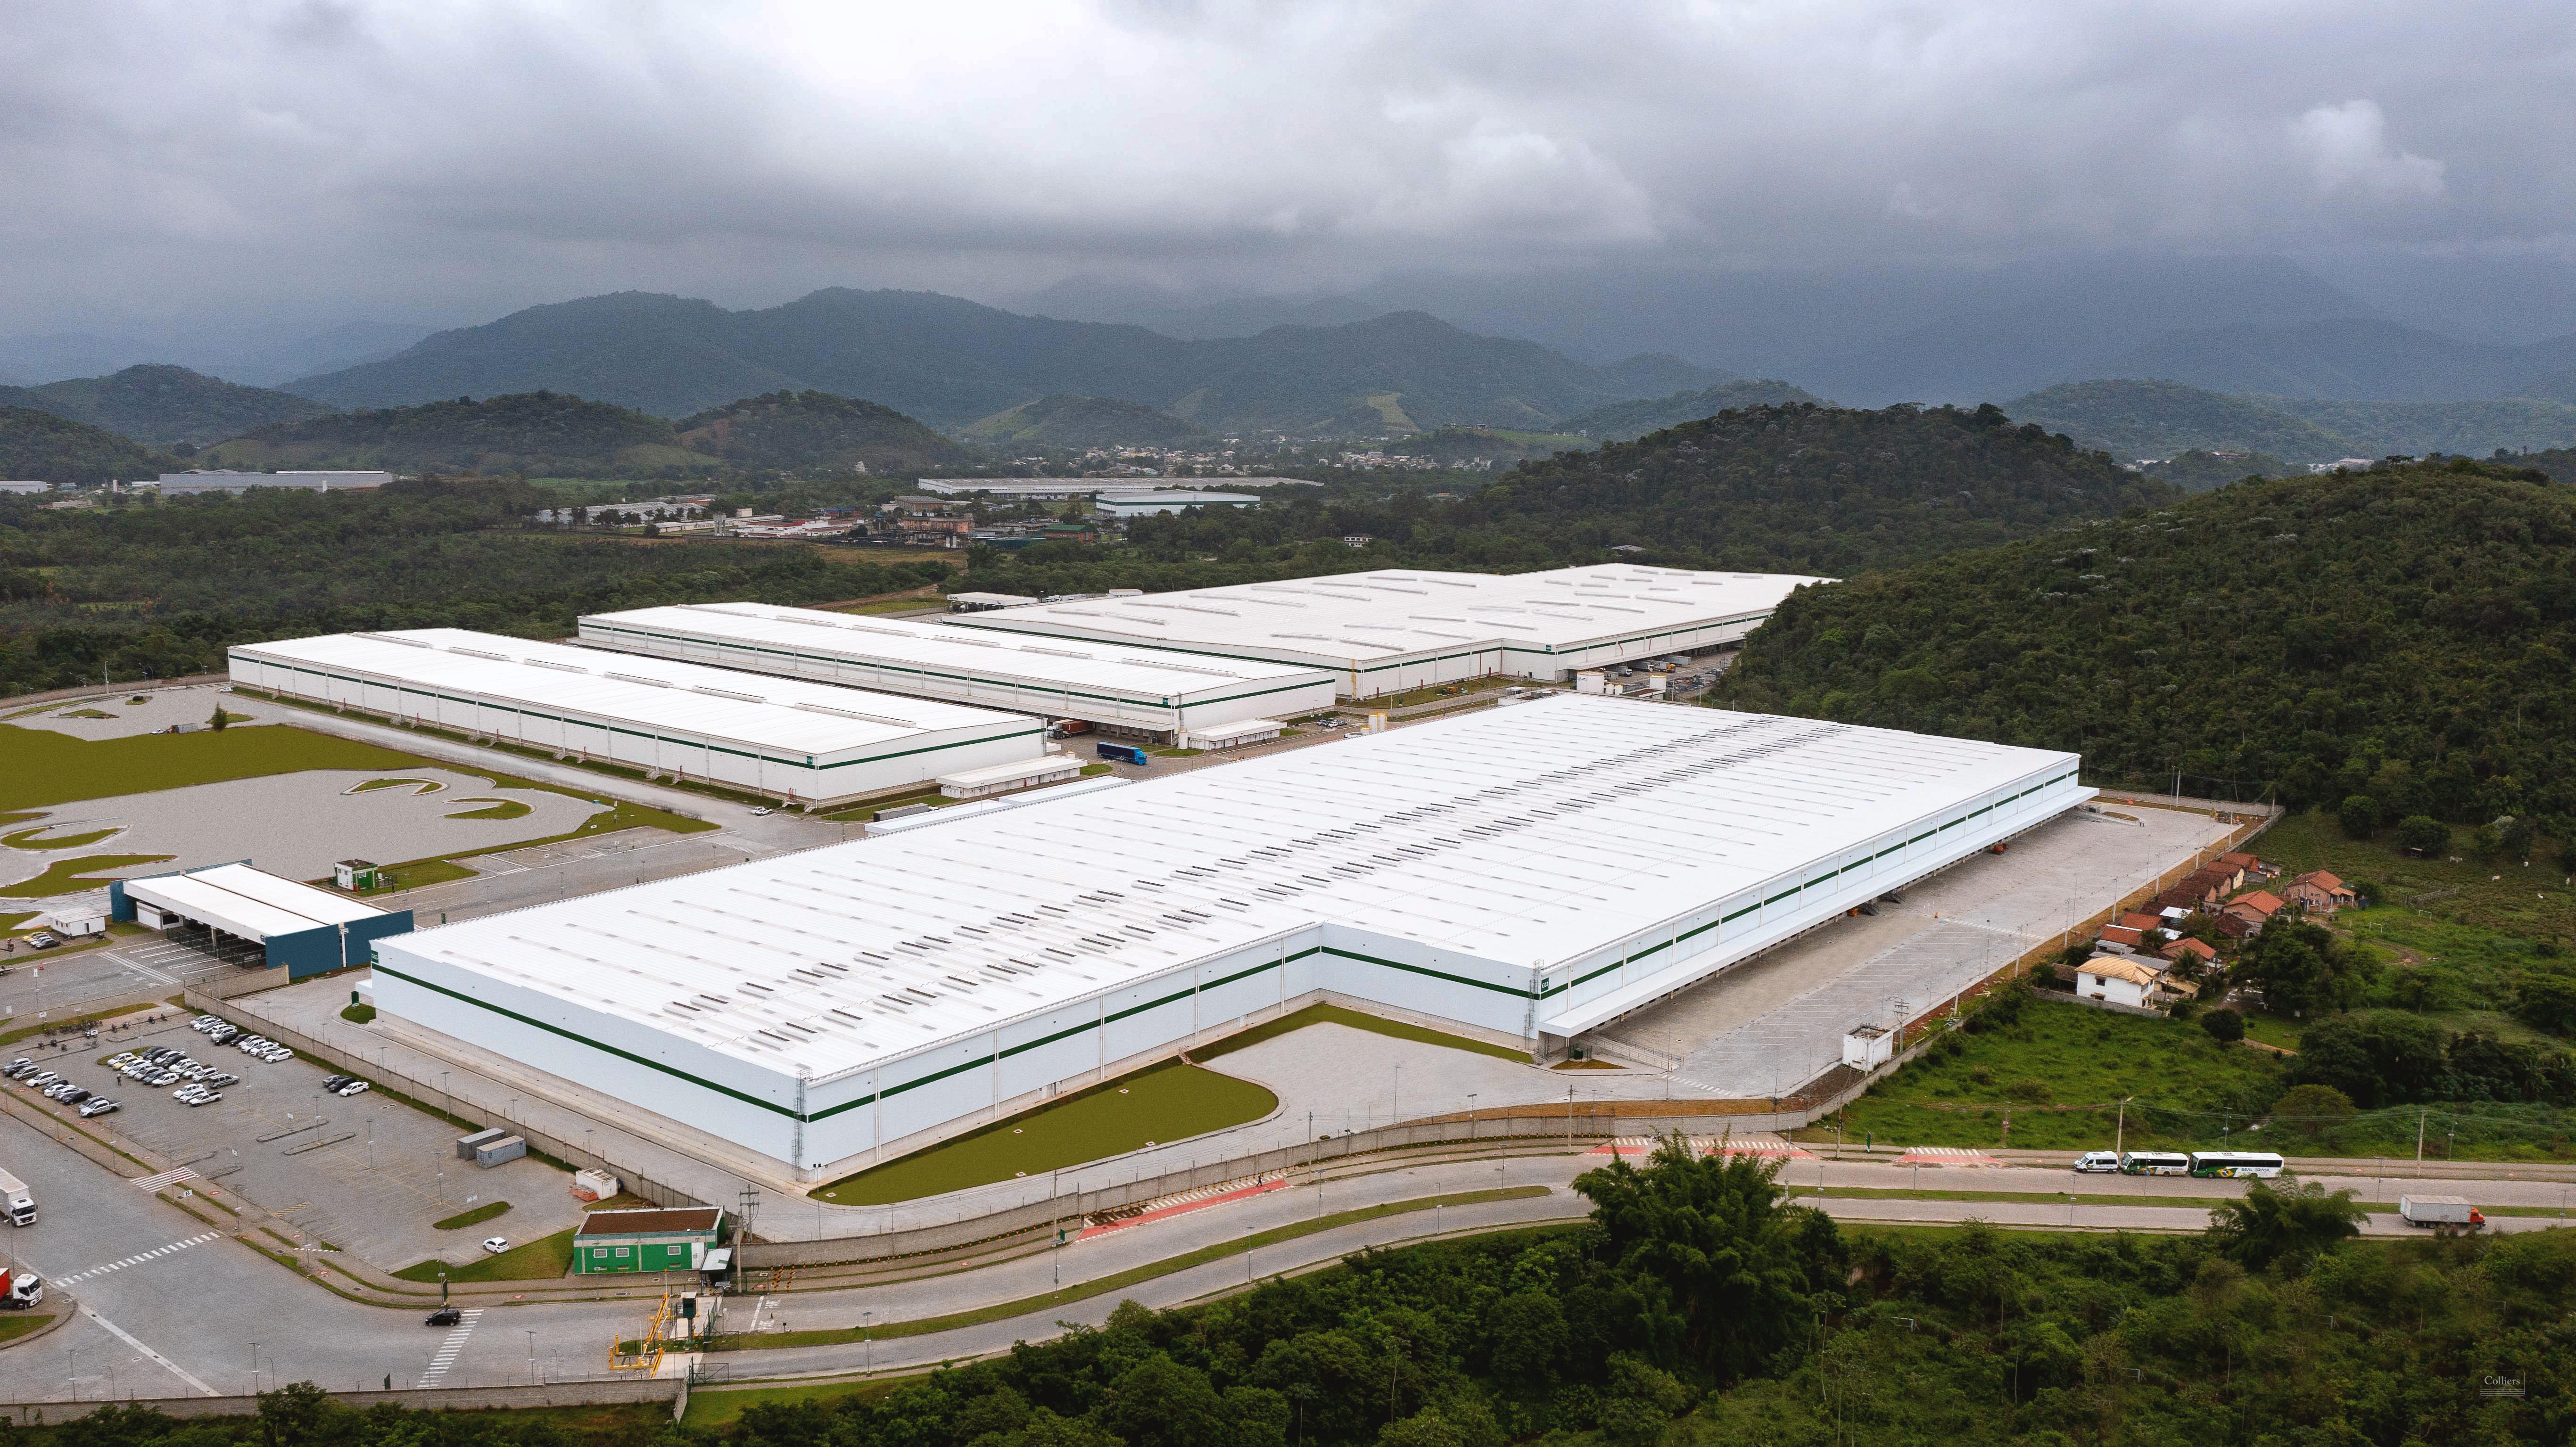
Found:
[123,863,388,943]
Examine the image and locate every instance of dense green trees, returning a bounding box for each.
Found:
[0,477,948,693]
[1724,459,2576,821]
[2290,1009,2576,1108]
[0,404,182,486]
[202,391,697,476]
[677,391,976,473]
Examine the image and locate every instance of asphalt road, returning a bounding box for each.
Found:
[0,1126,2567,1404]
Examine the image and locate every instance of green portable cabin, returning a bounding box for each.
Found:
[572,1206,725,1275]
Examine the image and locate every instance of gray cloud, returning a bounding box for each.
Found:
[4,0,2569,342]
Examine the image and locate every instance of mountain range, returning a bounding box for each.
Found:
[0,364,331,447]
[283,289,1733,436]
[2004,379,2576,463]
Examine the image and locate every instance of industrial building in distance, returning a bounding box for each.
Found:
[577,601,1339,742]
[944,564,1829,697]
[367,695,2085,1181]
[228,628,1044,809]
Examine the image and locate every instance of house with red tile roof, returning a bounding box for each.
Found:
[2281,870,2358,913]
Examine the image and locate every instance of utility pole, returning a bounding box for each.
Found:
[2416,1110,2427,1176]
[2115,1096,2132,1162]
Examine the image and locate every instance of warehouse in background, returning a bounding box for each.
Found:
[367,695,2086,1183]
[578,601,1338,741]
[228,628,1044,809]
[111,862,412,978]
[943,564,1828,698]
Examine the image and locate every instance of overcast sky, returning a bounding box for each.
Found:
[7,0,2571,342]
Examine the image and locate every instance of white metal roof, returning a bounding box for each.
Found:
[232,628,1026,759]
[937,756,1084,787]
[579,602,1334,706]
[125,863,385,942]
[393,695,2073,1085]
[945,564,1830,663]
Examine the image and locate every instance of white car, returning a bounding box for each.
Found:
[481,1237,511,1255]
[78,1098,119,1118]
[263,1048,292,1063]
[334,1080,370,1097]
[2073,1151,2123,1174]
[749,806,774,816]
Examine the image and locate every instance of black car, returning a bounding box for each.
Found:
[322,1074,352,1091]
[425,1307,462,1327]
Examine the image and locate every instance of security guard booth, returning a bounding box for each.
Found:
[571,1206,725,1275]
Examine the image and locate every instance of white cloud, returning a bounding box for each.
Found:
[2292,100,2446,203]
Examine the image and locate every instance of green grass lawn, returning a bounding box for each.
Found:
[813,1059,1278,1205]
[394,1225,574,1282]
[353,777,442,794]
[1193,1001,1531,1065]
[0,853,174,897]
[0,722,432,811]
[2261,807,2574,943]
[339,1003,377,1025]
[444,797,533,820]
[432,1200,511,1231]
[0,1315,55,1344]
[1823,997,2287,1153]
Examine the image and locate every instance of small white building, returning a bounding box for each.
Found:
[936,755,1086,799]
[0,480,50,496]
[2075,955,2191,1009]
[1180,718,1285,750]
[1841,1022,1894,1072]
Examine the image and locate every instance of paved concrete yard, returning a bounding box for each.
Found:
[58,1015,584,1272]
[6,681,292,740]
[1600,803,2238,1090]
[0,767,609,896]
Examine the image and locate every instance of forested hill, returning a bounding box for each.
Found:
[1469,402,2175,575]
[1553,379,1827,442]
[201,391,715,477]
[676,390,975,473]
[0,364,333,446]
[960,393,1211,449]
[1722,459,2576,822]
[0,405,182,486]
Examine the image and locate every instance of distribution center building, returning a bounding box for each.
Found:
[942,564,1830,697]
[228,628,1044,808]
[368,694,2086,1181]
[576,601,1338,738]
[111,863,413,978]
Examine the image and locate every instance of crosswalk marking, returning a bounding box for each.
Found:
[57,1232,222,1284]
[128,1167,200,1192]
[419,1308,484,1387]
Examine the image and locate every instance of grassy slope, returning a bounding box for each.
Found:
[0,723,429,811]
[814,1059,1277,1205]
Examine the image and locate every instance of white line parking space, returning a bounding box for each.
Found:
[57,1232,222,1284]
[418,1308,483,1387]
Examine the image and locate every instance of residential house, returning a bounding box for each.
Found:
[2281,870,2358,914]
[2097,924,2147,950]
[2220,851,2272,880]
[2076,955,2195,1009]
[2160,936,2219,969]
[2219,889,2284,938]
[2118,911,2166,937]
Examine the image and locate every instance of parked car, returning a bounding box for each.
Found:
[204,1072,239,1088]
[425,1307,462,1327]
[181,1091,221,1108]
[748,806,774,816]
[4,1059,28,1077]
[322,1075,352,1091]
[264,1048,292,1063]
[23,1073,58,1090]
[78,1099,118,1118]
[2073,1151,2122,1174]
[481,1237,510,1255]
[334,1080,370,1097]
[191,1015,219,1031]
[147,1070,179,1087]
[56,1088,88,1106]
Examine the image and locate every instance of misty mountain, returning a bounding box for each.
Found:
[2257,396,2576,458]
[677,391,976,474]
[0,406,182,486]
[2001,381,2351,462]
[285,289,1692,436]
[1012,279,1389,339]
[959,394,1211,450]
[2105,318,2576,402]
[0,322,435,390]
[1554,379,1829,442]
[0,364,334,447]
[202,390,717,477]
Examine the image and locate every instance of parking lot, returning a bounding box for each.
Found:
[5,1011,584,1273]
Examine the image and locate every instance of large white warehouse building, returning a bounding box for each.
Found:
[369,695,2085,1180]
[576,601,1338,739]
[229,629,1044,808]
[943,564,1830,697]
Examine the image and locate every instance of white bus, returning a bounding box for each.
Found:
[2121,1151,2192,1176]
[2188,1150,2286,1179]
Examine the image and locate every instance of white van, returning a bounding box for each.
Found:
[2072,1151,2122,1174]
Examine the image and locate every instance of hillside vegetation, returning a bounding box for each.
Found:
[0,364,333,446]
[2260,395,2576,457]
[202,390,718,477]
[286,288,1712,434]
[0,405,181,486]
[676,390,975,474]
[1723,459,2576,821]
[0,477,949,693]
[2004,380,2351,462]
[959,393,1210,449]
[957,403,2175,597]
[1553,378,1827,442]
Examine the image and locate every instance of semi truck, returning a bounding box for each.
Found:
[2398,1195,2485,1230]
[0,1266,41,1309]
[0,1168,33,1226]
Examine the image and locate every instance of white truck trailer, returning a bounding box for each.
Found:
[0,1168,33,1226]
[2397,1195,2485,1230]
